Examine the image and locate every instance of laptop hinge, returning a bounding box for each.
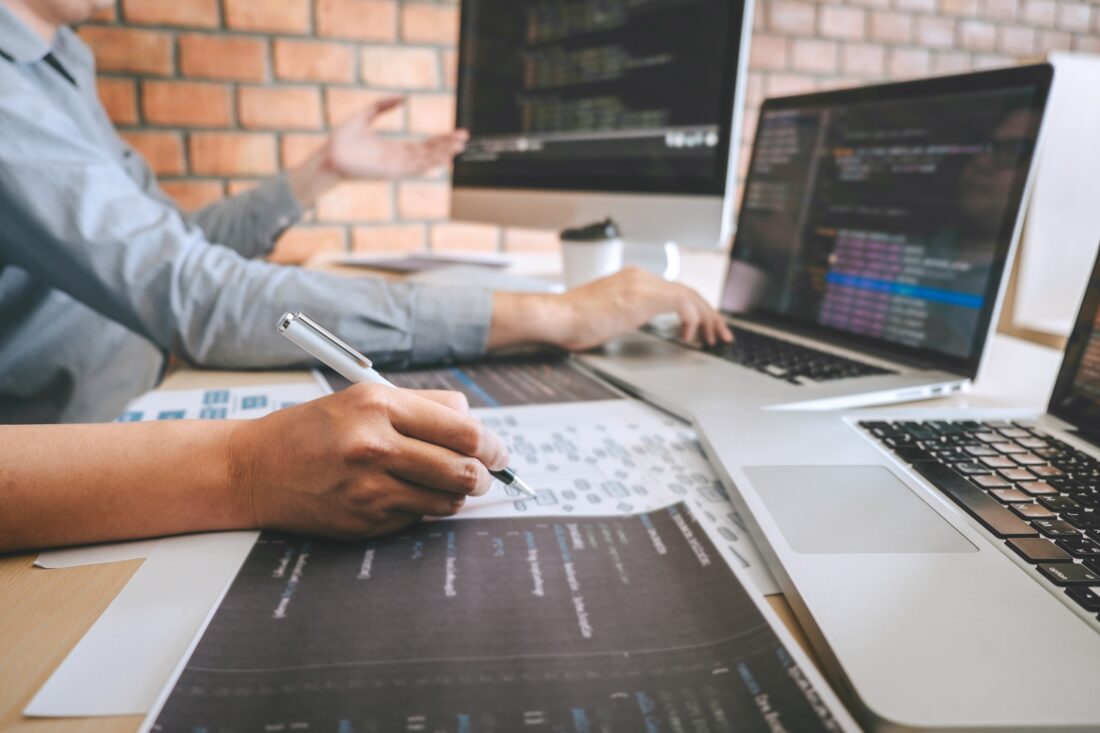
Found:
[1067,426,1100,451]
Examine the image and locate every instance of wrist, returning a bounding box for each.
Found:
[288,144,343,209]
[487,292,574,350]
[224,419,264,530]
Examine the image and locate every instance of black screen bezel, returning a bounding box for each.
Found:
[1048,243,1100,430]
[725,63,1055,377]
[451,0,749,195]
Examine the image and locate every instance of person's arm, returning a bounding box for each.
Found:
[0,386,507,553]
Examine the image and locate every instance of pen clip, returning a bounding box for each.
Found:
[280,312,373,370]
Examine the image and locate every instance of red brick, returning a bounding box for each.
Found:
[408,94,456,134]
[915,17,956,48]
[325,88,405,131]
[895,0,936,11]
[1073,35,1100,53]
[959,19,998,51]
[360,47,439,89]
[1056,2,1091,31]
[749,35,788,71]
[1022,0,1057,26]
[847,0,890,7]
[281,134,327,169]
[190,133,278,176]
[397,181,449,220]
[889,48,931,78]
[78,27,172,75]
[819,6,865,40]
[984,0,1020,19]
[274,40,355,83]
[940,0,980,15]
[89,3,117,22]
[768,1,816,35]
[316,182,393,222]
[352,224,426,252]
[401,3,459,44]
[270,227,347,264]
[239,87,323,130]
[179,35,267,83]
[317,0,397,41]
[442,50,458,89]
[225,0,311,33]
[765,73,816,97]
[121,0,218,27]
[142,81,232,127]
[121,131,184,176]
[504,228,559,253]
[96,78,137,125]
[791,39,837,74]
[869,11,912,43]
[841,43,886,77]
[1039,29,1073,50]
[430,222,500,253]
[972,53,1014,69]
[933,50,972,74]
[1000,26,1037,55]
[160,180,225,211]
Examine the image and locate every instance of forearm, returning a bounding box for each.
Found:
[0,422,252,553]
[487,292,572,351]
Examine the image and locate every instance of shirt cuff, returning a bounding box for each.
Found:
[410,285,494,365]
[251,173,305,249]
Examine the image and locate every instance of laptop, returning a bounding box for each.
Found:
[691,244,1100,730]
[581,64,1054,420]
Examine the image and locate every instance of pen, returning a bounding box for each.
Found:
[276,311,538,500]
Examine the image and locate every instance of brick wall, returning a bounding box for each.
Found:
[78,0,1099,263]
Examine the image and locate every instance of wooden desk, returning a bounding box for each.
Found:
[0,252,1062,732]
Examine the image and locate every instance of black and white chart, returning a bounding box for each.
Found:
[147,505,853,732]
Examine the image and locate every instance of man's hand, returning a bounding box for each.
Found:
[229,385,508,539]
[288,97,468,207]
[489,267,733,352]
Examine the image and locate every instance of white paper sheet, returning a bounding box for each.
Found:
[114,380,325,422]
[460,400,779,593]
[25,531,259,717]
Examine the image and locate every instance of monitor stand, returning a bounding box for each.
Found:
[622,240,682,281]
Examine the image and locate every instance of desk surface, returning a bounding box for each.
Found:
[0,251,1064,732]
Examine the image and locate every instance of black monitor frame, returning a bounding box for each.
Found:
[725,63,1055,378]
[451,0,749,196]
[1048,242,1100,431]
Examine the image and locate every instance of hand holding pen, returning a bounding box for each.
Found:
[278,312,538,499]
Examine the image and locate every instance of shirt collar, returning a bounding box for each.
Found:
[0,3,54,63]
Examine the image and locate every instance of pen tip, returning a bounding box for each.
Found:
[511,474,538,499]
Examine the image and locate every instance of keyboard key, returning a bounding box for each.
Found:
[980,456,1016,469]
[1011,503,1057,520]
[1032,519,1082,538]
[1056,536,1100,559]
[992,442,1026,454]
[1000,468,1034,482]
[1014,454,1046,466]
[956,462,991,475]
[974,475,1012,489]
[1065,586,1100,613]
[990,488,1031,503]
[1019,481,1058,496]
[975,432,1001,443]
[894,446,935,463]
[911,462,1038,538]
[1007,537,1073,563]
[966,446,998,457]
[1038,563,1100,586]
[1031,465,1063,478]
[1063,509,1100,530]
[1040,496,1079,512]
[999,428,1031,439]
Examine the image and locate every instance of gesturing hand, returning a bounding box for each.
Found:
[229,385,508,539]
[326,97,468,180]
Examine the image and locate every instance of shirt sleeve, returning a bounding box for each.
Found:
[0,85,493,370]
[183,174,305,260]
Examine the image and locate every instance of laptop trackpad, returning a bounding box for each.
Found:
[744,466,977,554]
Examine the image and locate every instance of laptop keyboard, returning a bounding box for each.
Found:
[644,323,895,385]
[862,419,1100,620]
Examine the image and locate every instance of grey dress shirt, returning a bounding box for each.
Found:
[0,6,493,423]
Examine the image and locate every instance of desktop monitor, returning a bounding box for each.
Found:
[450,0,754,250]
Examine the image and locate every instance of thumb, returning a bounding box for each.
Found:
[365,96,405,123]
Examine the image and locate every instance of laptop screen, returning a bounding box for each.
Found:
[1049,245,1100,432]
[721,65,1052,376]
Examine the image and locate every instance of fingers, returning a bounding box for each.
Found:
[383,390,510,471]
[409,389,471,415]
[385,435,493,497]
[365,96,405,122]
[385,480,468,518]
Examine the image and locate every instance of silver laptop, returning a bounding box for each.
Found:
[692,244,1100,731]
[582,64,1054,420]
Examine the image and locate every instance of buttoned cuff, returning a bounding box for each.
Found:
[410,285,494,366]
[251,173,305,252]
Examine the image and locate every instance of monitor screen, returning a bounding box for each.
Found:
[720,66,1052,375]
[452,0,748,195]
[1049,245,1100,432]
